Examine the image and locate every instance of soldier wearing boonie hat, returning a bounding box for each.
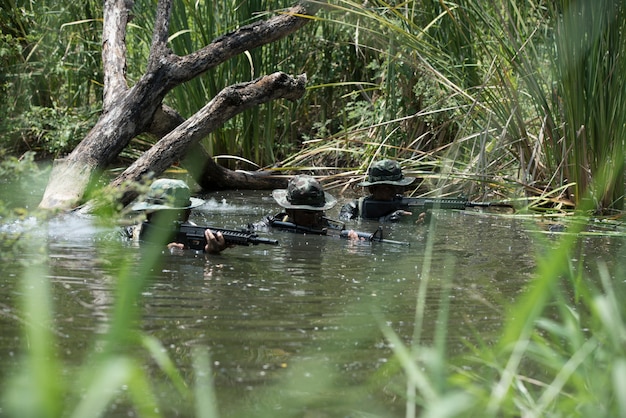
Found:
[131,178,205,212]
[339,159,425,223]
[356,159,415,188]
[266,174,338,230]
[248,174,352,234]
[128,178,228,254]
[271,175,337,211]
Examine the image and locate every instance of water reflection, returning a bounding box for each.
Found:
[4,190,626,416]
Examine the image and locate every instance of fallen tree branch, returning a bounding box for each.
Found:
[38,1,319,210]
[111,72,305,205]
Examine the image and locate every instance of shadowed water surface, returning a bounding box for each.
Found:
[1,190,624,416]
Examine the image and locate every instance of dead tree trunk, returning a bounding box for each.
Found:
[112,72,303,206]
[39,0,319,210]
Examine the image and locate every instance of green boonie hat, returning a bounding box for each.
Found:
[131,178,205,211]
[358,159,415,187]
[272,175,337,211]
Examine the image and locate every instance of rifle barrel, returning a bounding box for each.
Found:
[465,201,516,212]
[403,197,515,212]
[338,229,410,246]
[271,220,409,245]
[246,235,280,246]
[404,197,468,210]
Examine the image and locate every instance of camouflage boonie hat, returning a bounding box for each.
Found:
[131,178,205,211]
[272,175,337,211]
[358,159,415,187]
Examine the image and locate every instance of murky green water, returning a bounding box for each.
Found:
[1,190,625,416]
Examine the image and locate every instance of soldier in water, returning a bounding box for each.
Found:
[340,159,426,223]
[128,178,229,254]
[253,174,359,240]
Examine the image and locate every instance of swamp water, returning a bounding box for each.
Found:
[1,190,625,417]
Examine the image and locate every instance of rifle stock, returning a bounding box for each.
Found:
[270,220,410,246]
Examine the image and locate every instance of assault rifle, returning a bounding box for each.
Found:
[140,221,278,250]
[270,219,410,246]
[404,197,514,211]
[360,196,515,218]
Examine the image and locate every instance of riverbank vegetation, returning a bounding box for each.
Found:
[2,0,626,416]
[2,0,624,213]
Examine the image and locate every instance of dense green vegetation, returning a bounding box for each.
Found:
[2,0,624,211]
[2,1,626,416]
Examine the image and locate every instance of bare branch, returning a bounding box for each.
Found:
[110,72,306,189]
[40,2,319,210]
[167,3,319,83]
[102,0,132,110]
[147,0,173,71]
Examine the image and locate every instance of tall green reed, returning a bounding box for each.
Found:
[286,0,626,211]
[366,189,626,417]
[464,0,626,211]
[0,207,217,417]
[550,0,626,211]
[1,0,103,156]
[159,0,350,167]
[284,0,513,192]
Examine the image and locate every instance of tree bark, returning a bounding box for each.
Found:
[112,72,303,206]
[39,0,320,210]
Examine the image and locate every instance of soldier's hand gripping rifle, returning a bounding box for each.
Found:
[176,224,279,250]
[140,222,278,250]
[269,219,410,246]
